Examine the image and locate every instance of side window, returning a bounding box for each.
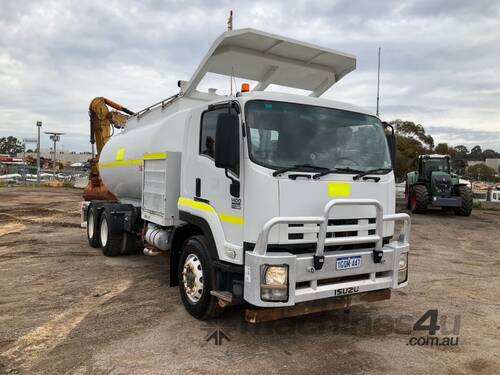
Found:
[199,106,239,174]
[200,108,225,158]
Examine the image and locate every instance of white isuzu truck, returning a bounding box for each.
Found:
[82,28,411,321]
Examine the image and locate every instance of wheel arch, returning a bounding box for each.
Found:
[170,211,220,287]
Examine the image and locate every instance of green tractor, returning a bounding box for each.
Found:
[405,154,473,215]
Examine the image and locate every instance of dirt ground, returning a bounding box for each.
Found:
[0,187,499,374]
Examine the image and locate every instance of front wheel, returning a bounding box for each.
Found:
[454,185,473,216]
[178,235,223,320]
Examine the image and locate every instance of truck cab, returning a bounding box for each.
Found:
[84,28,411,320]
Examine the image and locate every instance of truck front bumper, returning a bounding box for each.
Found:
[243,199,411,307]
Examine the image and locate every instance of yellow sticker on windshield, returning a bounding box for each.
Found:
[327,182,351,197]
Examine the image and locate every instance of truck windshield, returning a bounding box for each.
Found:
[245,100,392,173]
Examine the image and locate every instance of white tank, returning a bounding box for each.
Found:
[99,103,191,206]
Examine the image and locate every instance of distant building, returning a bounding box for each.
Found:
[485,158,500,174]
[467,161,484,168]
[16,149,92,165]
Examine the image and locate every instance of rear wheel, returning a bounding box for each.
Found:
[411,185,428,214]
[454,185,473,216]
[178,235,223,320]
[99,210,122,257]
[86,206,100,248]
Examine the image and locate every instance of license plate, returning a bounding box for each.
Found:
[336,256,362,270]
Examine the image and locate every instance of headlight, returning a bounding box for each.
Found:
[264,265,287,285]
[261,265,288,302]
[399,253,408,270]
[398,253,408,284]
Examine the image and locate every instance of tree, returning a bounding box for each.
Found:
[434,143,450,155]
[0,136,23,156]
[482,149,499,159]
[467,164,496,182]
[469,145,483,160]
[389,119,434,178]
[454,145,468,158]
[391,119,434,149]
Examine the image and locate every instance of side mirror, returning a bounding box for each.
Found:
[215,113,240,169]
[383,122,396,169]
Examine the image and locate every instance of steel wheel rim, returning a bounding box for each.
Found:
[182,254,204,303]
[88,211,94,239]
[100,217,108,247]
[411,192,417,210]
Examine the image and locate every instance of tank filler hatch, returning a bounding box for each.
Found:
[182,28,356,98]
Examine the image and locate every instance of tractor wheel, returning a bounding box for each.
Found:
[405,182,411,209]
[410,185,428,214]
[454,185,473,216]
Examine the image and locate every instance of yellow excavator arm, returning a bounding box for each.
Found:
[84,97,134,201]
[89,97,134,155]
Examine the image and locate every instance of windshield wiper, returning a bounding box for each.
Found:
[272,164,329,177]
[312,167,364,179]
[353,168,392,180]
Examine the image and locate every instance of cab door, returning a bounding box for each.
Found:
[189,103,244,258]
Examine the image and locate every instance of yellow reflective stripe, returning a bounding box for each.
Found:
[144,152,168,160]
[177,197,243,225]
[177,197,214,212]
[99,159,143,168]
[98,151,167,168]
[115,147,125,161]
[218,212,244,225]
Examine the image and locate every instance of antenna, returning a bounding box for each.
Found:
[228,10,234,95]
[227,10,233,31]
[376,46,381,117]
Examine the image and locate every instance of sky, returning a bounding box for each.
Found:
[1,0,500,152]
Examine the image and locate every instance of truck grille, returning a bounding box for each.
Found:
[287,218,377,242]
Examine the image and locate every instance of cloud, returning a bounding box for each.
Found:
[0,0,500,151]
[426,126,500,150]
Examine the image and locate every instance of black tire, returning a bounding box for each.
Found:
[121,232,141,255]
[405,182,411,209]
[99,210,122,257]
[411,185,428,214]
[178,235,223,320]
[454,185,473,216]
[86,205,100,248]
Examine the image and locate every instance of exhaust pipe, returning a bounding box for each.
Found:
[143,247,162,256]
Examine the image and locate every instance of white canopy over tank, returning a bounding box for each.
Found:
[99,28,358,205]
[182,28,356,98]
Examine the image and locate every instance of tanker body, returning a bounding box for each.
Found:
[82,28,411,321]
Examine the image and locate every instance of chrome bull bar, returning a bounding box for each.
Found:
[244,198,411,307]
[253,199,411,257]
